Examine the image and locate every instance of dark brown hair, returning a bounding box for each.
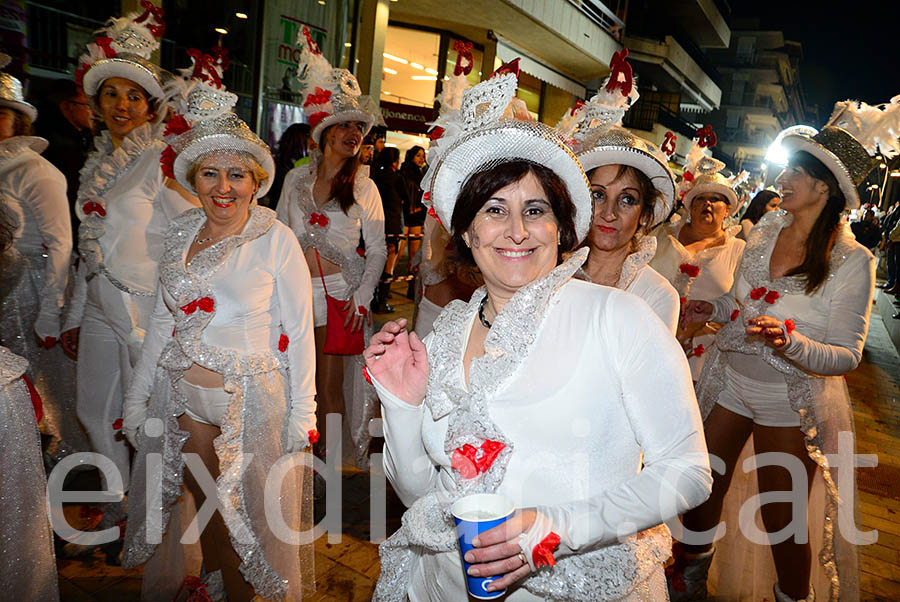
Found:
[450,159,579,266]
[784,151,846,294]
[321,123,362,214]
[741,189,780,225]
[588,164,661,236]
[2,107,34,136]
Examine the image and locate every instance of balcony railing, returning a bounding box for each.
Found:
[567,0,625,42]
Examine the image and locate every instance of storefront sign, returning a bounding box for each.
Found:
[276,16,326,69]
[380,100,435,134]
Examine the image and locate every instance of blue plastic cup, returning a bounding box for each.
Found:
[450,493,516,600]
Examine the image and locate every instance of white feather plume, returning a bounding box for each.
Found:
[826,97,900,159]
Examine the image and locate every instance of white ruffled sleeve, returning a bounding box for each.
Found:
[23,162,71,339]
[520,293,712,558]
[780,248,875,375]
[123,283,174,445]
[272,225,317,451]
[354,178,387,310]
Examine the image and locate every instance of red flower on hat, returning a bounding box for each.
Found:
[278,334,289,352]
[679,263,700,278]
[452,40,474,76]
[304,87,332,108]
[749,287,767,301]
[451,440,506,479]
[308,111,329,129]
[134,0,166,38]
[730,309,740,321]
[94,36,117,59]
[570,100,585,116]
[164,114,191,136]
[764,290,780,304]
[682,171,694,182]
[532,532,561,568]
[784,319,795,335]
[160,145,177,178]
[605,48,633,97]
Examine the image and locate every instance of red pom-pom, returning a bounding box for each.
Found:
[278,334,289,352]
[679,263,700,278]
[693,344,705,357]
[784,319,795,335]
[730,309,740,321]
[764,290,780,304]
[112,418,123,430]
[749,287,767,301]
[307,429,320,445]
[164,114,191,136]
[532,532,561,568]
[160,146,177,178]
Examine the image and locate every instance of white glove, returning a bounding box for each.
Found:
[285,403,317,454]
[122,393,148,449]
[34,296,61,342]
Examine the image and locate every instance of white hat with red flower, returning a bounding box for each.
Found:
[295,26,382,146]
[77,1,178,123]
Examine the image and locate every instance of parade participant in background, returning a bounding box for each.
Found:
[372,145,410,313]
[60,7,196,520]
[0,204,59,601]
[399,145,428,298]
[277,27,385,467]
[267,122,310,209]
[0,54,88,462]
[672,97,898,602]
[650,142,747,379]
[738,189,781,241]
[365,67,712,602]
[122,54,316,601]
[560,55,679,332]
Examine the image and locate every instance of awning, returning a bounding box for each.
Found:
[495,36,586,98]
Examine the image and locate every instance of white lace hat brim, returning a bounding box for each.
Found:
[310,110,375,147]
[780,134,860,209]
[577,146,676,226]
[429,120,592,242]
[683,182,740,216]
[174,135,276,198]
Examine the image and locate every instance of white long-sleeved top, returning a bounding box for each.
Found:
[709,210,875,382]
[373,255,711,601]
[624,265,680,334]
[64,126,195,331]
[0,137,70,338]
[276,156,386,309]
[124,208,317,438]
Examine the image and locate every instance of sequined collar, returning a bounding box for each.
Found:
[615,235,657,290]
[740,209,857,294]
[0,136,47,166]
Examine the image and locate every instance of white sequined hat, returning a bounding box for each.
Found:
[164,48,274,197]
[781,97,900,209]
[680,138,745,215]
[78,3,173,122]
[424,66,592,242]
[0,54,37,123]
[295,26,381,146]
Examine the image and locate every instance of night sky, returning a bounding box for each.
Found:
[733,2,900,124]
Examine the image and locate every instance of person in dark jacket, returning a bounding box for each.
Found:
[399,145,427,296]
[371,146,409,312]
[850,208,881,250]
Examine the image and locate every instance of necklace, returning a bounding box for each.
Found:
[478,295,492,329]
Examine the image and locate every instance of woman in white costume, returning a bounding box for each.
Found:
[364,70,712,602]
[670,99,896,602]
[0,205,59,601]
[60,8,195,500]
[562,62,679,332]
[0,55,88,461]
[649,146,746,378]
[277,28,385,466]
[121,54,316,602]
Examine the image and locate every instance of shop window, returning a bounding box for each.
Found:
[541,83,574,127]
[516,71,541,121]
[382,25,441,107]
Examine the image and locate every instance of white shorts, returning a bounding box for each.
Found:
[181,380,231,427]
[311,272,351,328]
[715,364,800,427]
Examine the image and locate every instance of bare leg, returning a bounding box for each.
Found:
[385,242,398,276]
[314,326,345,456]
[680,404,754,554]
[396,230,407,273]
[406,225,422,270]
[179,414,255,602]
[752,424,818,600]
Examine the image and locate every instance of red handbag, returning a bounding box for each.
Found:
[316,250,365,355]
